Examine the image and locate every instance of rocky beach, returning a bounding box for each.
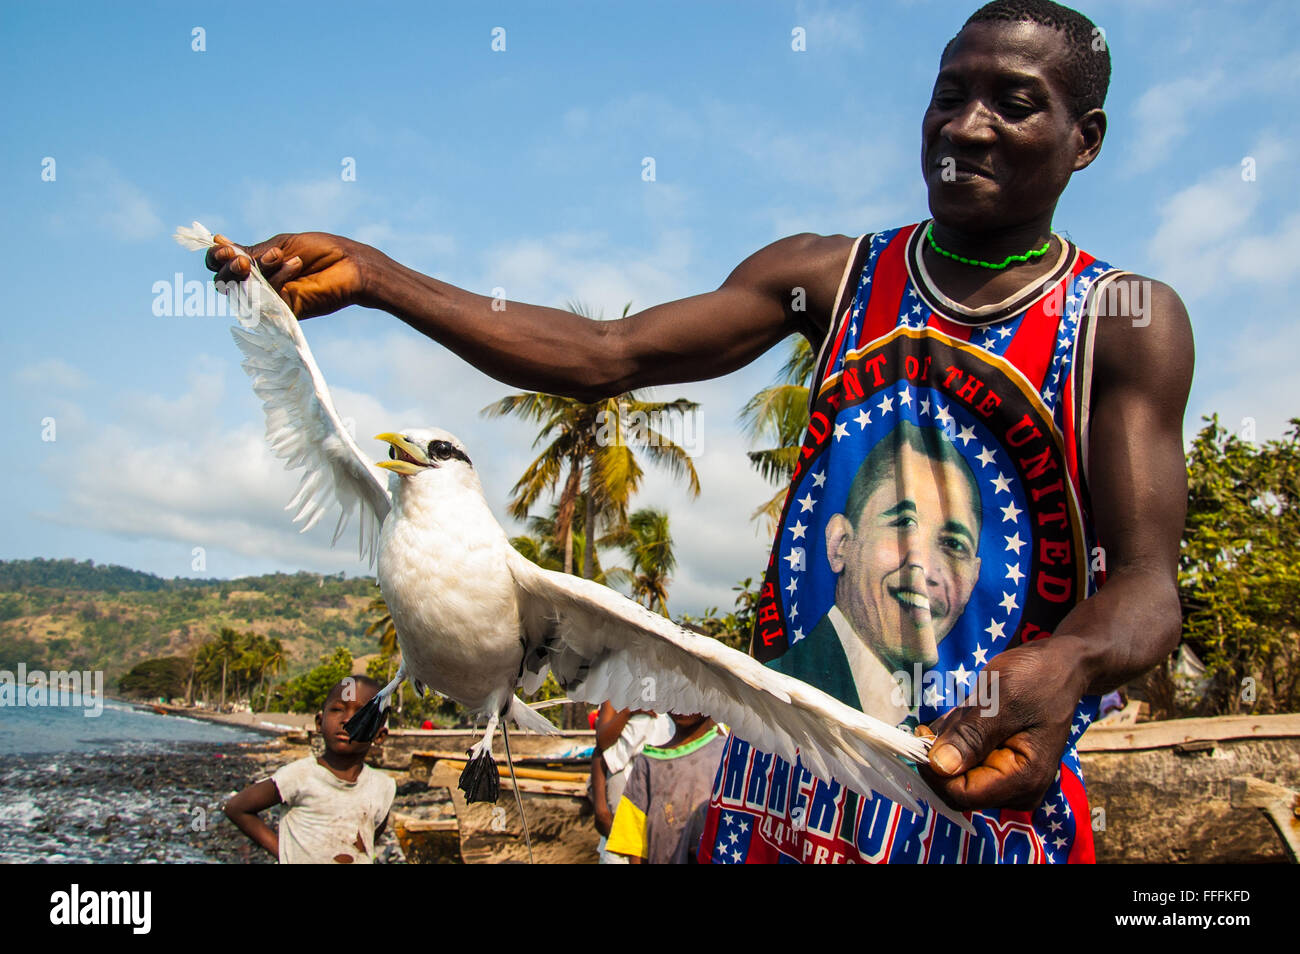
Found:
[0,698,603,864]
[0,698,422,864]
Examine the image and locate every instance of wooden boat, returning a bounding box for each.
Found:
[370,731,597,864]
[1079,712,1300,863]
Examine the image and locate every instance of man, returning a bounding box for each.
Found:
[207,0,1193,863]
[773,421,984,725]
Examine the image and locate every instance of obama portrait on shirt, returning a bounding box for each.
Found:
[772,420,985,727]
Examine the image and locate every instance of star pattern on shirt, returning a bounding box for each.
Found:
[711,808,755,864]
[1037,262,1109,410]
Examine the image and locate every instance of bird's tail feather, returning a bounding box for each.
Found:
[527,697,573,710]
[509,695,562,735]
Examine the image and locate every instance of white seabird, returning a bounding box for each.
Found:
[174,221,971,833]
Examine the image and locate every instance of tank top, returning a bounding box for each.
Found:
[699,221,1131,864]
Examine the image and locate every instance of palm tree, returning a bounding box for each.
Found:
[482,302,701,580]
[738,336,817,534]
[213,627,243,711]
[614,507,677,615]
[192,640,221,707]
[259,637,287,712]
[235,635,267,708]
[365,588,399,659]
[512,505,629,586]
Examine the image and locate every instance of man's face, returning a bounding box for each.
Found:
[827,445,982,670]
[922,20,1097,231]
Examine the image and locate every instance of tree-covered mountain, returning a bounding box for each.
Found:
[0,559,380,684]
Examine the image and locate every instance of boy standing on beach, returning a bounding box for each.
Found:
[224,675,397,864]
[605,713,726,864]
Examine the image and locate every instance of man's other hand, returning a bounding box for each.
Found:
[918,636,1088,811]
[204,231,378,320]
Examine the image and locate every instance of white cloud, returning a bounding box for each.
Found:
[1146,135,1293,301]
[238,177,366,239]
[352,222,457,271]
[796,2,868,53]
[47,159,163,242]
[31,356,419,576]
[1143,137,1300,444]
[469,229,696,316]
[1123,71,1226,175]
[13,357,89,392]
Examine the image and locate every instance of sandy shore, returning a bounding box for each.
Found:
[148,703,317,735]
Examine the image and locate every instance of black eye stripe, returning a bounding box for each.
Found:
[426,440,472,467]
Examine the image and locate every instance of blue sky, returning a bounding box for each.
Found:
[2,0,1298,616]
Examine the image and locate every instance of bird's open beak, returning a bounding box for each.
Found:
[374,433,429,476]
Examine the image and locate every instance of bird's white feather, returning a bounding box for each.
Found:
[505,547,973,833]
[173,221,392,564]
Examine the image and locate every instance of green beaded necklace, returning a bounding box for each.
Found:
[926,222,1052,270]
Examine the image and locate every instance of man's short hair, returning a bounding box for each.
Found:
[843,420,983,539]
[943,0,1111,119]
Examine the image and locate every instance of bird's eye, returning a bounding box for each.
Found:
[428,440,450,459]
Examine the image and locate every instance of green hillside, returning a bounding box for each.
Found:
[0,558,381,682]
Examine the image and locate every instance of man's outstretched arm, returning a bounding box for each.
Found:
[206,231,852,401]
[921,276,1195,811]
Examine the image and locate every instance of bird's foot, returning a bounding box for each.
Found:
[343,694,388,743]
[458,747,500,803]
[343,667,405,743]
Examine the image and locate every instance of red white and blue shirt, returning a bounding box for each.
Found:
[700,222,1130,864]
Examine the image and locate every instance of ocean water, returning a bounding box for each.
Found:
[0,696,262,755]
[0,699,268,863]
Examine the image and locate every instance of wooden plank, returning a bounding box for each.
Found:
[1078,713,1300,752]
[396,818,458,833]
[433,757,589,785]
[411,748,588,766]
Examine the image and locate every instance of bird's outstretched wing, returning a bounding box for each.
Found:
[505,547,972,833]
[174,222,392,564]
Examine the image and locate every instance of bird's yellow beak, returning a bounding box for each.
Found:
[374,433,428,476]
